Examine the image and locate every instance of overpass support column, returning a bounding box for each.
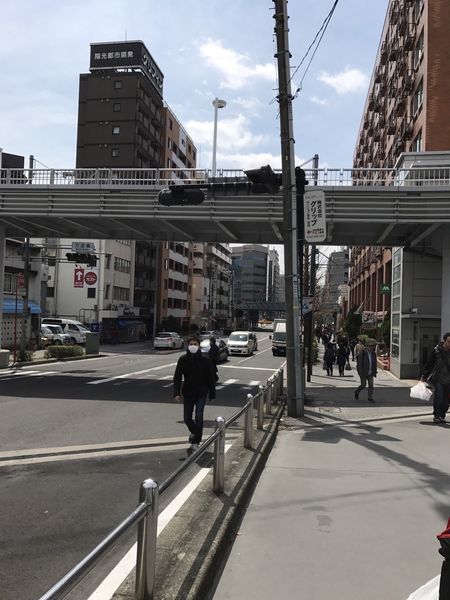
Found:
[442,226,450,337]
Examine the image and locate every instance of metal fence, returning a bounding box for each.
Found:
[38,367,284,600]
[2,167,450,188]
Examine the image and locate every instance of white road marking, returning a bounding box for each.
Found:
[221,365,278,372]
[249,380,261,386]
[27,371,58,377]
[223,378,239,385]
[159,375,173,380]
[87,363,177,385]
[162,383,173,388]
[86,443,233,600]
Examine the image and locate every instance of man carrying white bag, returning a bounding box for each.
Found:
[410,381,433,402]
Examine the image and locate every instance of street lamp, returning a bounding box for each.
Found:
[212,97,226,178]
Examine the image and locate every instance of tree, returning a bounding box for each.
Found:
[344,307,362,339]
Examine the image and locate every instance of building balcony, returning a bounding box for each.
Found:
[404,30,416,52]
[403,70,415,93]
[387,117,397,135]
[380,41,388,65]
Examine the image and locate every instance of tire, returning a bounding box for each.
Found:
[54,340,62,345]
[70,337,77,344]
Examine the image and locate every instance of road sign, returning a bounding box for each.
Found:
[84,271,98,286]
[302,296,314,315]
[304,190,326,243]
[74,267,84,288]
[72,241,96,253]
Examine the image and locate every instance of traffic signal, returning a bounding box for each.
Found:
[244,165,282,194]
[158,186,205,206]
[66,252,98,266]
[295,167,309,194]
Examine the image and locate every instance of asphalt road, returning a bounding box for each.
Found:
[0,333,284,600]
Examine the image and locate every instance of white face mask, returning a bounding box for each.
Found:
[188,344,199,354]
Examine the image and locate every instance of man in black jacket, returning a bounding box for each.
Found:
[422,332,450,424]
[208,337,220,382]
[174,336,216,452]
[355,340,378,402]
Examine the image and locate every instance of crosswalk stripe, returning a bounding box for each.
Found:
[249,380,261,386]
[223,379,239,385]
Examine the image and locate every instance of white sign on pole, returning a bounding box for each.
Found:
[72,241,96,253]
[304,190,326,243]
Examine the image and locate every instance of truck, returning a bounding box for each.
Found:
[271,319,286,356]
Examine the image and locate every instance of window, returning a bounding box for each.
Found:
[112,126,120,135]
[113,257,131,273]
[87,287,96,299]
[413,30,424,69]
[106,254,111,269]
[113,102,121,112]
[48,256,56,267]
[114,80,122,89]
[46,286,55,298]
[113,286,130,301]
[169,118,173,130]
[413,129,423,152]
[412,79,423,116]
[104,284,110,299]
[111,148,120,158]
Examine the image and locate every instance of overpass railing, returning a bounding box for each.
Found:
[38,368,284,600]
[1,167,450,188]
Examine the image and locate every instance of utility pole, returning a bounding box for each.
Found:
[273,0,304,417]
[19,154,35,360]
[307,154,319,382]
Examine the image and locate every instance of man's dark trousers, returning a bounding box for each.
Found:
[355,374,374,400]
[183,395,207,444]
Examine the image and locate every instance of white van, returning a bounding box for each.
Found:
[41,318,90,344]
[227,331,258,356]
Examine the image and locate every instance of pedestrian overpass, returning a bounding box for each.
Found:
[0,166,450,246]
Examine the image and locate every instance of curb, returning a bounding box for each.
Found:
[112,401,285,600]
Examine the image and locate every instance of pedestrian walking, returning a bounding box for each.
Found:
[323,342,336,376]
[208,337,220,382]
[421,332,450,424]
[349,338,357,361]
[355,340,377,402]
[173,336,216,452]
[336,343,350,376]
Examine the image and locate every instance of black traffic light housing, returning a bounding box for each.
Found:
[244,165,282,194]
[157,186,205,206]
[66,252,98,266]
[295,167,308,194]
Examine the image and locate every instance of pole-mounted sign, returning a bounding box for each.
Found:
[304,190,326,243]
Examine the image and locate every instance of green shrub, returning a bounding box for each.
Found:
[304,338,319,364]
[45,345,84,359]
[17,350,33,363]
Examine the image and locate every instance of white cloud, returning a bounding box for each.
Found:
[198,38,276,90]
[185,114,267,151]
[231,96,263,114]
[203,151,305,171]
[318,67,369,95]
[310,96,329,106]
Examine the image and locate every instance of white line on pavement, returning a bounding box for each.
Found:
[223,378,239,385]
[87,363,177,385]
[248,381,261,386]
[221,365,278,372]
[86,443,233,600]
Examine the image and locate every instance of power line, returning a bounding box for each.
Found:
[290,0,339,93]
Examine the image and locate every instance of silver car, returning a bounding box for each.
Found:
[41,324,71,345]
[200,338,229,362]
[154,332,184,350]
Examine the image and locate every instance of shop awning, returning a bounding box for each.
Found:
[2,298,41,314]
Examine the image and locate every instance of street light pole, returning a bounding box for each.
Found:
[211,98,226,178]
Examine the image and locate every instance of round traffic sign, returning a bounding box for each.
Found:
[84,271,98,286]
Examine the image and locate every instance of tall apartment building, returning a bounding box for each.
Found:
[267,249,281,303]
[190,243,232,330]
[351,0,450,377]
[321,249,349,328]
[44,41,198,336]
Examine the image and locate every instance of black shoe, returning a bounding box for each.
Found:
[354,391,359,400]
[368,398,375,402]
[189,434,195,443]
[433,417,442,424]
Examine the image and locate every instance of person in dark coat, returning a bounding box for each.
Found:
[336,343,350,376]
[174,336,216,452]
[323,342,336,376]
[421,332,450,424]
[355,340,378,402]
[208,337,220,382]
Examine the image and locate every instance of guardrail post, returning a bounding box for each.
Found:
[213,416,225,494]
[244,394,254,449]
[264,383,271,415]
[50,169,55,185]
[273,374,278,404]
[257,386,264,430]
[278,368,284,396]
[136,479,159,600]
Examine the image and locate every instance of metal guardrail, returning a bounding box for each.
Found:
[2,167,450,188]
[38,367,284,600]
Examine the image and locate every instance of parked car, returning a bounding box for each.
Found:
[198,330,221,339]
[41,324,72,346]
[154,332,184,350]
[41,318,90,344]
[200,338,229,362]
[227,331,258,356]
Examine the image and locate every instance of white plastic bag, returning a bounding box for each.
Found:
[410,381,433,402]
[406,574,439,599]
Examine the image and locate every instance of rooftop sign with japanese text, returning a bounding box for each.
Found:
[304,190,326,243]
[90,41,164,97]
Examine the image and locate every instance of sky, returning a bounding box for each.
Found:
[0,0,389,270]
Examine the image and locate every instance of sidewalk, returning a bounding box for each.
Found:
[212,360,448,599]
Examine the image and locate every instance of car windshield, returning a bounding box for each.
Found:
[156,333,172,338]
[79,325,90,332]
[229,333,248,342]
[273,332,286,341]
[42,326,52,334]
